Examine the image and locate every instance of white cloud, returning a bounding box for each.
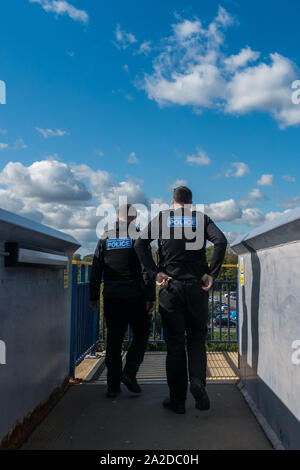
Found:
[168,179,188,191]
[240,188,266,206]
[277,196,300,208]
[29,0,89,24]
[134,7,300,128]
[205,199,242,222]
[36,127,70,138]
[234,207,292,227]
[226,162,250,178]
[0,156,295,251]
[172,19,203,40]
[249,188,265,199]
[283,175,296,182]
[225,53,300,128]
[257,174,274,186]
[145,64,225,108]
[0,129,7,135]
[0,139,27,151]
[13,139,28,150]
[127,152,139,164]
[186,148,211,166]
[236,207,266,227]
[0,159,150,253]
[114,24,137,49]
[224,46,260,71]
[125,93,134,101]
[265,210,291,222]
[123,64,129,73]
[141,7,231,108]
[0,159,91,203]
[137,41,152,55]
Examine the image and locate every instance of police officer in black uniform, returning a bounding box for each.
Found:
[135,187,227,414]
[90,204,155,398]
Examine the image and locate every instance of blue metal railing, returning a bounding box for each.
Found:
[97,280,238,345]
[69,261,238,377]
[69,262,100,377]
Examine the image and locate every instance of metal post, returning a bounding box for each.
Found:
[80,264,85,283]
[86,305,99,358]
[211,284,214,341]
[69,263,78,378]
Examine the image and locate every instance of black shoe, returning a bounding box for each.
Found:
[162,398,186,414]
[121,373,142,393]
[106,387,121,398]
[190,379,210,410]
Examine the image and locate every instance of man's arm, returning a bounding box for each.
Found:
[89,239,105,305]
[141,248,156,302]
[134,215,160,282]
[205,215,228,279]
[141,255,156,315]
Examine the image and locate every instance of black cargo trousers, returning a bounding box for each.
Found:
[104,296,151,389]
[159,279,209,403]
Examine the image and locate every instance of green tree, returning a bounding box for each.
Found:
[206,246,238,282]
[83,254,94,263]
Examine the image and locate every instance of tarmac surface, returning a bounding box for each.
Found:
[22,382,272,450]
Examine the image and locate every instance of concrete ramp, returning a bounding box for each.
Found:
[22,383,272,450]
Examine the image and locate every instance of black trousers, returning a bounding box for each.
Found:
[104,296,150,389]
[159,280,209,403]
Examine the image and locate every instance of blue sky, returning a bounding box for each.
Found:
[0,0,300,253]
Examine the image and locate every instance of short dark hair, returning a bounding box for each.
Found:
[173,186,193,204]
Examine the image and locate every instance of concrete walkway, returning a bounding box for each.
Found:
[22,382,272,450]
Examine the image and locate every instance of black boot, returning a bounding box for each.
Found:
[106,386,121,398]
[121,373,142,393]
[162,398,186,414]
[190,379,210,410]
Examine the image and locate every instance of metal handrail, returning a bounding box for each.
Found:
[72,260,92,266]
[72,259,239,268]
[0,251,9,257]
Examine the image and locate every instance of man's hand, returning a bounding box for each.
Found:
[89,300,100,311]
[201,274,214,291]
[156,272,172,287]
[146,301,155,316]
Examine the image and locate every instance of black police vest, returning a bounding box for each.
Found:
[158,210,208,280]
[102,228,142,282]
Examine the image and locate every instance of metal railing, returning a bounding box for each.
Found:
[69,262,99,377]
[96,280,238,345]
[69,261,239,376]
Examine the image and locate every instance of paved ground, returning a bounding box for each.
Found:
[22,383,272,450]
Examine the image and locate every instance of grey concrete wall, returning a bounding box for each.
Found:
[232,208,300,449]
[0,209,80,441]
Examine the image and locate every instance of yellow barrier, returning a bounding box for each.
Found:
[72,260,92,266]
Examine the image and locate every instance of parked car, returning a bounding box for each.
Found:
[214,315,237,327]
[225,292,236,299]
[230,310,237,320]
[221,304,234,313]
